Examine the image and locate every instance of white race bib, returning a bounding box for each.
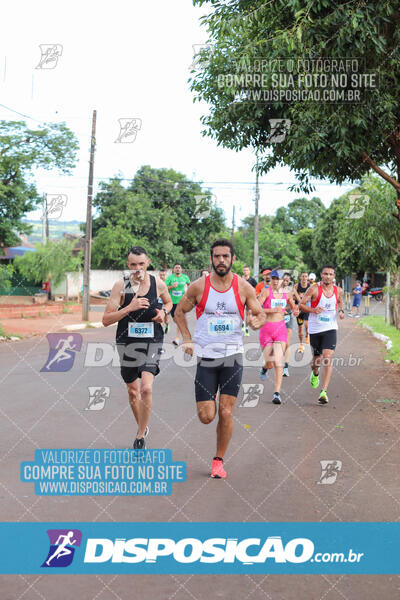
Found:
[172,290,182,297]
[128,322,154,338]
[284,314,290,324]
[207,317,234,335]
[317,314,331,323]
[271,298,286,309]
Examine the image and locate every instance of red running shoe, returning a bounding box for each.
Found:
[211,458,226,479]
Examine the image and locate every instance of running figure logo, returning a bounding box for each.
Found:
[115,118,142,143]
[190,44,214,69]
[44,194,68,220]
[36,44,63,69]
[348,194,370,220]
[85,386,110,410]
[318,460,342,484]
[194,194,216,220]
[41,333,83,372]
[269,118,291,143]
[239,384,264,408]
[41,529,82,568]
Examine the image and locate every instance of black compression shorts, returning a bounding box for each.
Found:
[309,330,337,356]
[170,304,178,318]
[195,353,243,402]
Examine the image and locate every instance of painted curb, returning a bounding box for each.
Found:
[63,322,104,331]
[361,323,393,351]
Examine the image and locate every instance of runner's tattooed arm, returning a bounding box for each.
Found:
[299,285,322,314]
[102,280,149,327]
[153,278,173,323]
[337,286,345,319]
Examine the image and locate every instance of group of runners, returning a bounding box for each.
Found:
[103,239,345,479]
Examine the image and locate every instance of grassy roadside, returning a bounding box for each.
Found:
[359,316,400,364]
[0,323,21,340]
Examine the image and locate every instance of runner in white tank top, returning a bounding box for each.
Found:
[299,265,345,405]
[193,272,244,358]
[173,239,266,479]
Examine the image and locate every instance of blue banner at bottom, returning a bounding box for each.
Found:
[0,522,398,574]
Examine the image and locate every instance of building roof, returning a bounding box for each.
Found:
[0,246,36,259]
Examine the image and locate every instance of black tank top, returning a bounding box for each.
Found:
[116,274,163,344]
[295,282,310,304]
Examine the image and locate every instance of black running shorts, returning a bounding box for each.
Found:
[309,330,337,356]
[195,353,244,402]
[117,342,163,383]
[296,312,309,325]
[170,304,179,318]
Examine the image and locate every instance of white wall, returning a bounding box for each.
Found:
[52,270,162,297]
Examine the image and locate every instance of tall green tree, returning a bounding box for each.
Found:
[311,197,348,276]
[335,176,400,326]
[91,168,225,269]
[0,121,79,246]
[296,228,319,272]
[233,214,302,270]
[273,197,325,234]
[14,240,82,287]
[191,1,400,217]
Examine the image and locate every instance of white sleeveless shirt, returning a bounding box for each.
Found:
[193,273,245,358]
[308,284,338,334]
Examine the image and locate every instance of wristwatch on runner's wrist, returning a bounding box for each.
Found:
[162,308,170,316]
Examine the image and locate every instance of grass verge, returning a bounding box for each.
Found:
[359,316,400,364]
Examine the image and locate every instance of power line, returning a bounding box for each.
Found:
[0,102,45,124]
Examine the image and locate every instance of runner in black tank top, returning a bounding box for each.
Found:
[116,274,164,345]
[102,246,172,449]
[294,271,311,353]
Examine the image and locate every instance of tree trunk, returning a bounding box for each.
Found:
[390,271,400,328]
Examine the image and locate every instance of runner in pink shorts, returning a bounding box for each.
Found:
[258,270,299,404]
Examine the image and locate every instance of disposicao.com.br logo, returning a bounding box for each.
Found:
[83,536,363,565]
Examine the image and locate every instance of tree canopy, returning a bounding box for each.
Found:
[191,1,400,216]
[272,196,325,233]
[0,120,79,247]
[91,166,226,269]
[14,239,82,287]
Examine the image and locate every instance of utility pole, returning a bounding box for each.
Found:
[42,195,46,244]
[45,195,49,241]
[231,205,235,246]
[253,154,260,279]
[82,110,97,321]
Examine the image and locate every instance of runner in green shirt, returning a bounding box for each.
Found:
[165,264,190,345]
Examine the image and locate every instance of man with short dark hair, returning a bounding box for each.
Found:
[242,266,257,288]
[165,263,191,346]
[255,269,272,297]
[299,265,345,405]
[102,246,172,448]
[174,238,266,479]
[349,280,362,318]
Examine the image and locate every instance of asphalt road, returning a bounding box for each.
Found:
[1,306,400,599]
